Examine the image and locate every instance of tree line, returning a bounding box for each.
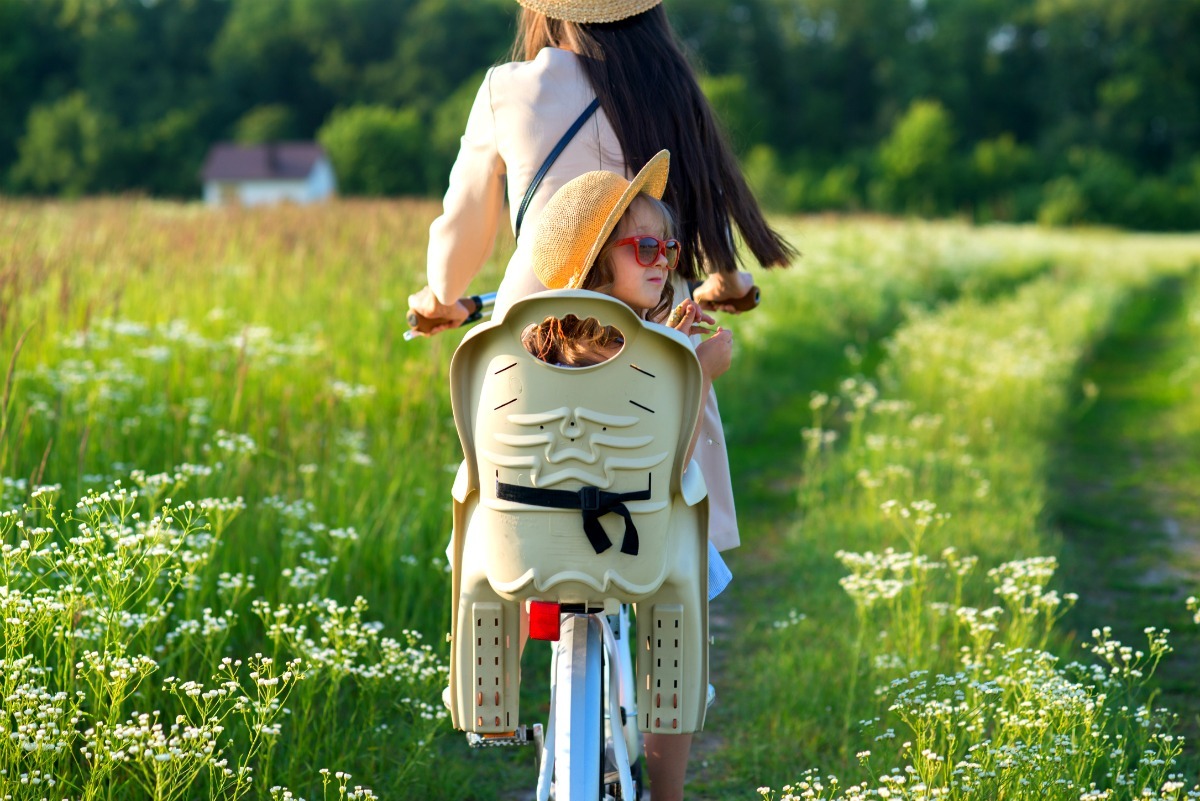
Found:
[3,0,1198,229]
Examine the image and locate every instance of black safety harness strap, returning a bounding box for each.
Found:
[495,474,650,556]
[513,97,602,239]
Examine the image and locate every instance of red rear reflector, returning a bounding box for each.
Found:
[529,601,561,641]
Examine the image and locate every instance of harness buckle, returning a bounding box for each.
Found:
[578,485,600,511]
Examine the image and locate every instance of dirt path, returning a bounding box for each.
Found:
[1051,271,1200,736]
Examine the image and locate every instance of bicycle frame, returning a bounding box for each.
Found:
[537,610,638,801]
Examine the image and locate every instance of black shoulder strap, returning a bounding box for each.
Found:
[514,97,602,239]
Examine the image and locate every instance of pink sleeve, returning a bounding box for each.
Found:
[426,69,507,305]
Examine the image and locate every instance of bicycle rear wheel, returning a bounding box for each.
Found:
[603,607,641,800]
[555,614,603,800]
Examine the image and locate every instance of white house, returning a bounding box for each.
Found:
[200,142,337,207]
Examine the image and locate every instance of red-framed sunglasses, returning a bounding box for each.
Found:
[612,235,681,270]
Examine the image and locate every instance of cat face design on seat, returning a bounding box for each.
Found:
[481,405,668,489]
[447,292,710,736]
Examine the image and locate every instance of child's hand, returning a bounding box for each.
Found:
[665,299,717,335]
[695,326,733,382]
[664,299,730,380]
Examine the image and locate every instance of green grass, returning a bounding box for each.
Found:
[0,198,493,799]
[698,226,1200,799]
[1052,266,1200,739]
[3,200,1200,799]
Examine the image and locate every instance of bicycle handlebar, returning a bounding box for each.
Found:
[690,283,760,312]
[404,293,496,341]
[404,285,760,341]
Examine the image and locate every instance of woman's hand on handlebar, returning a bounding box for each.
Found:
[406,286,470,336]
[692,271,757,313]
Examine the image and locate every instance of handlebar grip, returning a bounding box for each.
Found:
[406,296,484,335]
[688,281,761,312]
[726,285,760,311]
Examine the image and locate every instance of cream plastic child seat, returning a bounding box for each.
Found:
[447,289,709,736]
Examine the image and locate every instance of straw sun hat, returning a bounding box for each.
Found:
[532,150,670,291]
[516,0,661,24]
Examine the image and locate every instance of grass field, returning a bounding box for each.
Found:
[2,199,1199,800]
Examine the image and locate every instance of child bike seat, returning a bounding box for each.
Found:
[446,290,710,735]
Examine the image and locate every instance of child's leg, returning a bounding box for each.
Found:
[644,732,692,801]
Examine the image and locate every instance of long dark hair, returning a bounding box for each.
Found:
[514,6,798,282]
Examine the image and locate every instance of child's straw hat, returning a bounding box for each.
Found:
[532,149,670,291]
[516,0,661,24]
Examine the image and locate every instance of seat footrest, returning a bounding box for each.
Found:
[465,723,541,748]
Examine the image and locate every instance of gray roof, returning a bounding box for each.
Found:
[201,142,328,181]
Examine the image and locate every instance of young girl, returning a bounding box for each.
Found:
[525,148,733,419]
[525,149,731,801]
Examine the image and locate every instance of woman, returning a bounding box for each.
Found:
[411,4,797,798]
[409,0,796,321]
[411,0,796,542]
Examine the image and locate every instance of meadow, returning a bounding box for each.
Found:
[1,199,1199,800]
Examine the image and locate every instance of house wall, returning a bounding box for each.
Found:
[203,160,337,207]
[308,158,337,199]
[203,182,234,206]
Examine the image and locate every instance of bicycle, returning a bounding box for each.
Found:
[438,290,712,800]
[463,603,643,800]
[403,280,759,339]
[541,604,642,800]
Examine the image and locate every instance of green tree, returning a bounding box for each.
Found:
[775,0,916,151]
[425,71,487,196]
[1065,146,1137,223]
[68,0,227,140]
[1030,0,1200,171]
[210,0,334,136]
[875,99,958,214]
[387,0,511,114]
[741,145,789,212]
[884,0,1036,144]
[2,0,225,195]
[10,92,119,196]
[699,73,767,155]
[139,107,209,197]
[0,0,74,181]
[234,104,300,144]
[317,104,425,196]
[670,0,788,135]
[1037,176,1087,227]
[971,133,1037,220]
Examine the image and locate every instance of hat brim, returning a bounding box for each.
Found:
[517,0,661,24]
[568,150,671,289]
